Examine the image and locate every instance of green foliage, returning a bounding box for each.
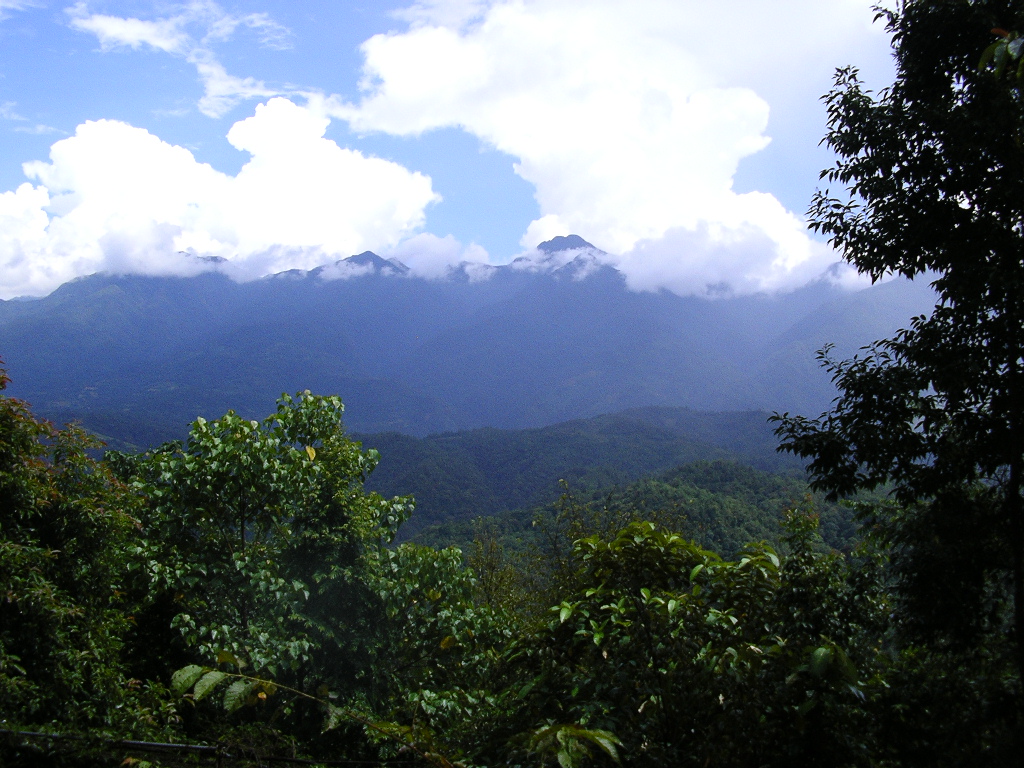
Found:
[521,723,621,768]
[103,391,434,765]
[417,460,858,574]
[773,0,1024,756]
[118,391,412,680]
[0,363,179,761]
[360,410,798,536]
[504,512,890,767]
[979,25,1024,87]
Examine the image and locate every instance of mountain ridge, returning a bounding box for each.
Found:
[0,235,937,438]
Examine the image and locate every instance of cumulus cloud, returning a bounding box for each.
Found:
[333,0,891,295]
[67,1,292,118]
[0,98,438,298]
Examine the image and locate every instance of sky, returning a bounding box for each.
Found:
[0,0,896,299]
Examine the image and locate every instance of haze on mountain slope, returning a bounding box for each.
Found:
[0,236,936,440]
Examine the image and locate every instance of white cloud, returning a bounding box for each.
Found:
[393,0,491,28]
[67,4,188,53]
[235,13,292,50]
[14,123,63,135]
[0,98,439,298]
[66,1,293,118]
[0,0,38,21]
[2,102,64,142]
[193,57,278,119]
[614,220,828,298]
[334,0,893,295]
[385,232,488,279]
[316,259,377,281]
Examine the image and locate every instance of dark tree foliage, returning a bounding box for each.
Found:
[0,364,178,756]
[498,511,890,768]
[772,0,1024,743]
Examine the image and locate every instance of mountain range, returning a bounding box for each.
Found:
[0,235,937,445]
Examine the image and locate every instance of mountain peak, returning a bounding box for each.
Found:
[537,234,596,253]
[343,251,410,276]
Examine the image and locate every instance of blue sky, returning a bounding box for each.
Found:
[0,0,895,299]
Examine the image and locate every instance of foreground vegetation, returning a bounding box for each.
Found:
[1,370,1019,767]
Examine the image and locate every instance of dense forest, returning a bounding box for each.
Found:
[5,371,1014,767]
[4,0,1024,765]
[354,408,801,538]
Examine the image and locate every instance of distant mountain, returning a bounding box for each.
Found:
[0,235,937,444]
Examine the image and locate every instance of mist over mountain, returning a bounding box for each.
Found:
[0,236,936,443]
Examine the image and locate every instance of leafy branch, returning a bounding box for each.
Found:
[171,661,460,768]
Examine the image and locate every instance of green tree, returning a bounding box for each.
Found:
[772,0,1024,754]
[124,393,404,669]
[0,364,178,763]
[505,513,887,768]
[113,392,416,758]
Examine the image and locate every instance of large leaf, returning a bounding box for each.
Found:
[223,679,256,712]
[193,670,228,701]
[171,665,205,696]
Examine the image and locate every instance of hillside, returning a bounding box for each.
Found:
[0,237,937,442]
[355,407,800,536]
[413,458,856,557]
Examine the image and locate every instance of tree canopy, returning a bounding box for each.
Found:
[773,0,1024,746]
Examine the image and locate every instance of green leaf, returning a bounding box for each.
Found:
[994,40,1009,76]
[797,698,817,716]
[324,704,347,731]
[224,679,255,712]
[171,665,205,696]
[979,40,999,70]
[193,670,228,700]
[587,730,622,761]
[810,646,832,678]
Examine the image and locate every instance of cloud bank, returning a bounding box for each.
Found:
[333,0,890,296]
[1,0,893,299]
[0,98,437,298]
[384,233,489,279]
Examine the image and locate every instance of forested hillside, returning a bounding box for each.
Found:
[356,408,799,536]
[414,459,858,557]
[1,362,1015,767]
[0,239,935,441]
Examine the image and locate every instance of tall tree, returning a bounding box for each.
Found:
[773,0,1024,705]
[120,392,414,683]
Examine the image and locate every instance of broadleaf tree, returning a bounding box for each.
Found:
[772,0,1024,739]
[0,364,179,757]
[114,392,415,741]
